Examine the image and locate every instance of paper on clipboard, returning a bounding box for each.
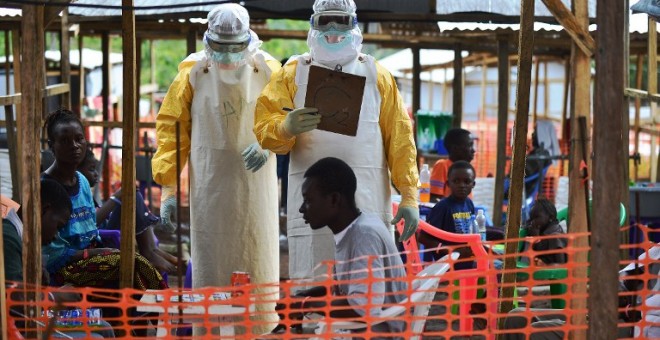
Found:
[304,65,365,136]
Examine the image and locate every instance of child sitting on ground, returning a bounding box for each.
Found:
[419,161,476,263]
[77,148,177,273]
[524,198,567,266]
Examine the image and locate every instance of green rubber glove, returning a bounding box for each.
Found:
[242,142,270,172]
[282,107,321,136]
[158,186,177,233]
[391,206,419,242]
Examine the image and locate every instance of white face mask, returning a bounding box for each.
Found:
[308,27,362,67]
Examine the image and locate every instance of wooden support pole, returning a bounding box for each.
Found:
[497,0,535,322]
[541,0,595,57]
[412,47,421,137]
[452,44,463,128]
[4,31,9,94]
[561,58,570,143]
[544,61,549,117]
[101,32,111,201]
[0,213,6,340]
[648,18,658,181]
[568,0,591,336]
[589,0,624,337]
[119,0,138,289]
[19,5,44,331]
[187,28,197,56]
[78,34,84,112]
[533,57,541,126]
[493,38,509,228]
[620,0,630,253]
[480,60,487,121]
[12,29,22,194]
[59,9,71,108]
[150,39,156,115]
[634,55,643,181]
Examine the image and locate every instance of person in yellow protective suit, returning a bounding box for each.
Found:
[254,0,419,281]
[152,3,280,334]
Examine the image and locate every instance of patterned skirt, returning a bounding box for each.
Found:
[54,253,168,290]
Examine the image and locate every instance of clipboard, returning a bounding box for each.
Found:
[304,65,365,136]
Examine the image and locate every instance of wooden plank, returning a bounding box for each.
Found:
[60,9,71,108]
[589,0,624,337]
[493,38,509,229]
[541,0,595,56]
[634,56,644,181]
[568,0,591,337]
[101,32,111,201]
[497,0,535,322]
[20,5,45,332]
[0,93,21,106]
[452,44,463,128]
[624,88,660,102]
[119,0,137,289]
[83,120,156,129]
[43,83,70,97]
[43,0,72,28]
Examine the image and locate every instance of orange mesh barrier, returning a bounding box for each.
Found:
[4,229,658,339]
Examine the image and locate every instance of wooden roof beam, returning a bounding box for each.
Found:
[541,0,595,57]
[44,0,73,28]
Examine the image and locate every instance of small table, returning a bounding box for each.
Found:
[137,291,252,337]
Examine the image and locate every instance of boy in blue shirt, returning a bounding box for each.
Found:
[418,161,476,262]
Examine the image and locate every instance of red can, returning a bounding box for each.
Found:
[231,271,250,297]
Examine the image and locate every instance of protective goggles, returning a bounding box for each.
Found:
[205,34,251,53]
[310,11,357,31]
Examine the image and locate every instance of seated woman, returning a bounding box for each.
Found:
[77,148,176,274]
[40,108,167,290]
[3,179,116,338]
[524,198,567,266]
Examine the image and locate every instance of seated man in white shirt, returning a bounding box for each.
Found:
[274,157,408,337]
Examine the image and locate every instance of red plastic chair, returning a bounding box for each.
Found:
[392,202,498,333]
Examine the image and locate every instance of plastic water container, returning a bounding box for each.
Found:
[419,164,431,203]
[475,209,487,241]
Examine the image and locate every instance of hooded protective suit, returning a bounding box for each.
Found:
[254,0,418,280]
[152,3,280,333]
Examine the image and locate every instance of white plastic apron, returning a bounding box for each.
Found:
[287,54,392,280]
[188,54,279,329]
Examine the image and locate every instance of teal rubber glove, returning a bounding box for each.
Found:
[158,186,177,233]
[391,206,419,242]
[242,142,270,172]
[282,107,321,136]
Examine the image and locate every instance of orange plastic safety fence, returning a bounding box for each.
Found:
[4,229,658,339]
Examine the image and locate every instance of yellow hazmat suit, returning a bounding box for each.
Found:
[152,26,281,333]
[254,55,418,280]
